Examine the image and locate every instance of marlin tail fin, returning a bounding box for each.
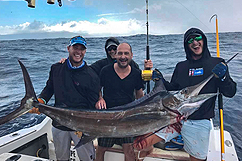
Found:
[0,60,37,125]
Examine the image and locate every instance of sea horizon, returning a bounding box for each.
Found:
[1,31,242,41]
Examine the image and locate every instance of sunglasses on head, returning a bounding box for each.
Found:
[107,45,117,51]
[187,35,202,44]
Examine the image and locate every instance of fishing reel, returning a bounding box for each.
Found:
[142,69,164,81]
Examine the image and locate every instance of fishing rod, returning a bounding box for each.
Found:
[209,16,240,160]
[146,0,151,93]
[226,52,239,64]
[210,14,224,161]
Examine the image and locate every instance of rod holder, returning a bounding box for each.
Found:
[47,0,55,4]
[26,0,35,8]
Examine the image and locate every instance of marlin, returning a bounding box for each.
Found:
[0,60,217,147]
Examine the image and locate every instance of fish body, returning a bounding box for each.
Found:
[0,60,217,146]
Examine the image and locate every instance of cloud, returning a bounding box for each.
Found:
[0,18,145,37]
[97,18,108,25]
[97,7,143,17]
[0,20,48,35]
[27,20,45,30]
[46,18,144,36]
[97,11,135,17]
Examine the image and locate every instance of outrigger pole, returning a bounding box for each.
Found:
[146,0,151,93]
[210,14,225,161]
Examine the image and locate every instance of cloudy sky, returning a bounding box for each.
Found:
[0,0,242,39]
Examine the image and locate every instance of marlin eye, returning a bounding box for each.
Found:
[181,89,188,94]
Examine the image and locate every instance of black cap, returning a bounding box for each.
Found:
[106,41,118,49]
[185,33,202,42]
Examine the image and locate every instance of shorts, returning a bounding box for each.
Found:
[52,127,95,161]
[155,119,211,160]
[98,137,133,147]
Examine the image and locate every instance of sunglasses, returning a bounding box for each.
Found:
[107,45,117,51]
[187,35,203,44]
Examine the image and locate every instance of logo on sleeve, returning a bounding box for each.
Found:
[189,68,203,76]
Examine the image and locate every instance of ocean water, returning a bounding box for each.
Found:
[0,33,241,159]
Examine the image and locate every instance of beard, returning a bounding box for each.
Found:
[117,58,130,69]
[117,61,128,68]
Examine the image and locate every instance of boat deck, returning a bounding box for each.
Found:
[92,140,189,161]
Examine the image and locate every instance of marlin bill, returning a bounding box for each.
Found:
[0,60,217,146]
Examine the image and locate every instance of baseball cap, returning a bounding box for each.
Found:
[106,41,118,49]
[69,36,87,48]
[185,32,202,43]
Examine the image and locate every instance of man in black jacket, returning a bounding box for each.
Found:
[30,36,100,161]
[134,28,237,161]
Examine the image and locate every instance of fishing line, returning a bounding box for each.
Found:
[174,0,216,37]
[174,0,211,31]
[154,0,229,75]
[221,99,231,107]
[174,0,230,55]
[219,91,238,108]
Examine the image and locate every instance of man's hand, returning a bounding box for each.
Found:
[133,133,163,151]
[29,107,41,114]
[29,98,45,114]
[152,69,164,81]
[74,131,83,138]
[59,58,67,64]
[212,62,227,80]
[95,97,107,109]
[144,59,153,70]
